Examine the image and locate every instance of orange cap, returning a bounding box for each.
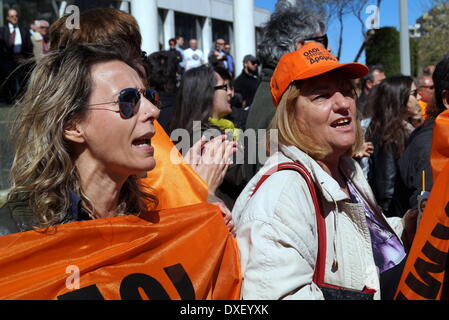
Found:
[270,42,369,106]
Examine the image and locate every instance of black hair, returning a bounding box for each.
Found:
[146,51,177,92]
[428,54,449,119]
[361,64,385,90]
[365,75,413,157]
[170,65,216,136]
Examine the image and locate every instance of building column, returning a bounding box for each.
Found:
[0,0,4,26]
[131,0,159,54]
[233,0,255,72]
[202,17,213,63]
[163,9,175,50]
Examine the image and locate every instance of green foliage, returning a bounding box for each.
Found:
[366,27,400,77]
[416,3,449,70]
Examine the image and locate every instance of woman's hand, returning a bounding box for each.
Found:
[354,141,374,158]
[185,135,237,195]
[402,208,419,249]
[210,199,236,236]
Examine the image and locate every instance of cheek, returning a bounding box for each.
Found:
[82,113,132,156]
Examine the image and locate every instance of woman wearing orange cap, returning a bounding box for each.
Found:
[232,42,417,300]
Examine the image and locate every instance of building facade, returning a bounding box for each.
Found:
[1,0,271,71]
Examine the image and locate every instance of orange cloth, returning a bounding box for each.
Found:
[418,100,428,120]
[0,203,241,300]
[395,110,449,300]
[141,121,208,210]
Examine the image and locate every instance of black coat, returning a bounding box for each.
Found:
[368,139,404,217]
[392,119,434,216]
[233,69,260,108]
[0,24,33,65]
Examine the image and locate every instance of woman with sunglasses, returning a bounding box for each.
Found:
[365,76,422,218]
[0,44,161,234]
[171,65,243,210]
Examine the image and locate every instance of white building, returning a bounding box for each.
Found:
[126,0,271,72]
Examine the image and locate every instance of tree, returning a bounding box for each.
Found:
[365,27,400,77]
[416,1,449,70]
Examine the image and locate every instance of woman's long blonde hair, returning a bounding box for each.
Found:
[7,44,157,229]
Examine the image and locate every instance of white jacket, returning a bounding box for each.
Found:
[232,145,404,300]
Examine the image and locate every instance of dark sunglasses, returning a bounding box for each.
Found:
[303,34,329,49]
[214,84,229,91]
[87,88,159,119]
[419,85,434,90]
[410,89,418,98]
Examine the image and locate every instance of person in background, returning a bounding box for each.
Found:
[0,8,33,104]
[234,54,260,109]
[208,38,228,70]
[171,65,243,210]
[223,43,235,78]
[31,20,49,57]
[29,20,38,36]
[416,75,434,121]
[357,64,386,119]
[146,50,178,133]
[175,36,185,73]
[365,75,419,217]
[167,37,183,85]
[232,42,416,300]
[183,38,205,71]
[392,54,449,217]
[243,1,327,183]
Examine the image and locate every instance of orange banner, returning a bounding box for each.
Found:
[395,110,449,300]
[141,121,209,211]
[0,203,241,300]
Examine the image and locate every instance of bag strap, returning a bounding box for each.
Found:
[251,162,327,286]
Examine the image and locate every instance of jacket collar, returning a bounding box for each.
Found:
[279,145,349,203]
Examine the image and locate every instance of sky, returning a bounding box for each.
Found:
[254,0,433,64]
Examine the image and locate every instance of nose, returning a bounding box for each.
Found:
[332,92,352,112]
[140,95,160,122]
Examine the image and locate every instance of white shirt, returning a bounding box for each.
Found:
[183,48,204,71]
[8,23,22,46]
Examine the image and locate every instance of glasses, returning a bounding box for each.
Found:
[214,84,229,91]
[410,89,418,98]
[302,34,329,49]
[419,85,434,90]
[87,88,159,119]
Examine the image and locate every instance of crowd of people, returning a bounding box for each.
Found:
[0,2,449,300]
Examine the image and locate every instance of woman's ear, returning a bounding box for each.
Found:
[63,119,85,144]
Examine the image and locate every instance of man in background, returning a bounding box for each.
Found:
[223,43,235,78]
[31,20,49,57]
[0,8,33,104]
[243,2,327,182]
[234,54,260,109]
[416,75,435,120]
[183,38,205,71]
[357,64,386,119]
[209,38,228,70]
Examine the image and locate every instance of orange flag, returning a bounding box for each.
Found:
[140,121,209,211]
[0,203,241,300]
[395,110,449,300]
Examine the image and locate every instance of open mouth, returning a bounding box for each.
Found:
[330,117,352,129]
[132,138,151,147]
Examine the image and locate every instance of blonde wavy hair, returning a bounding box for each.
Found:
[270,80,364,160]
[7,44,157,229]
